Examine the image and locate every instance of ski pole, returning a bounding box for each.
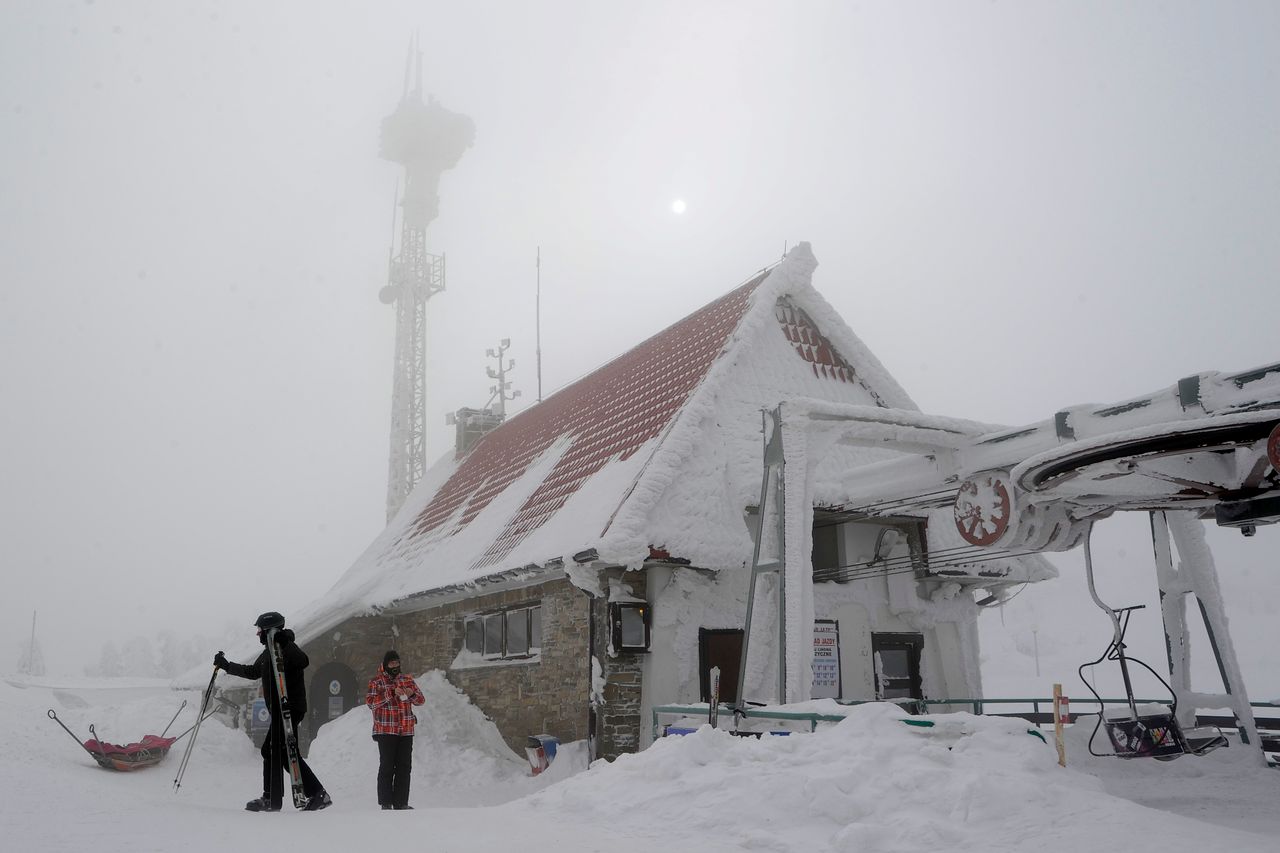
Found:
[47,709,92,753]
[88,724,110,765]
[170,708,220,743]
[160,700,188,738]
[173,663,218,793]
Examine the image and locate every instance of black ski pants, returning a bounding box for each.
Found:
[374,734,414,808]
[262,715,323,807]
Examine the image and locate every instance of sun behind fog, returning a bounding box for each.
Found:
[671,199,687,215]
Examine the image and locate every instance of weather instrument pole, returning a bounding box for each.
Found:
[485,339,520,417]
[536,247,543,403]
[26,610,36,674]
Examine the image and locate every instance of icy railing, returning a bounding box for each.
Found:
[651,697,1280,742]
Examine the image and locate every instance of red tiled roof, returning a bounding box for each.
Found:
[775,297,887,405]
[408,269,773,571]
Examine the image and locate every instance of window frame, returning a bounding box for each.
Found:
[464,615,484,654]
[871,631,925,701]
[610,601,652,653]
[811,513,929,583]
[463,603,543,662]
[529,605,542,652]
[482,612,505,660]
[505,607,530,657]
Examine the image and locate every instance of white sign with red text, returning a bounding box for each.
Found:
[812,620,842,699]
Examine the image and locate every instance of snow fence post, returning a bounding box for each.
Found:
[1053,683,1067,767]
[709,667,720,729]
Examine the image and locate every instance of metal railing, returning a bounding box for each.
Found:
[651,704,847,739]
[652,697,1280,746]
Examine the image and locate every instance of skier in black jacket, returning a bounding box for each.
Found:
[214,611,332,812]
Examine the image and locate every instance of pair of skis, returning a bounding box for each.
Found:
[263,626,308,809]
[173,630,306,809]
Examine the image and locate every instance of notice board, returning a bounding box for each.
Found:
[812,619,842,699]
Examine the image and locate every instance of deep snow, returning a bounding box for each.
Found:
[4,673,1277,853]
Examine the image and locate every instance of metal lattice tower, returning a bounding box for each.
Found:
[378,35,474,522]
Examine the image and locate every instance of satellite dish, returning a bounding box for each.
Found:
[379,285,397,305]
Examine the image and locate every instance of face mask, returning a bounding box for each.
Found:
[386,665,400,677]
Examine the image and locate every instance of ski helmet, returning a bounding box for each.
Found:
[254,611,286,631]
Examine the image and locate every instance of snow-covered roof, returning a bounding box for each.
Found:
[293,244,997,637]
[413,270,770,573]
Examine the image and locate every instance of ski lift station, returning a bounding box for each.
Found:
[278,244,1279,764]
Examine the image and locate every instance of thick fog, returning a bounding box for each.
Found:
[2,2,1278,679]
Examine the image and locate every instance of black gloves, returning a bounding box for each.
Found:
[214,651,228,670]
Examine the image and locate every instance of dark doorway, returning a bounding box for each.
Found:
[871,633,924,700]
[308,661,359,742]
[698,628,743,704]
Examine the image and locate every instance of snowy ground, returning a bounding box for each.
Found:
[4,675,1278,853]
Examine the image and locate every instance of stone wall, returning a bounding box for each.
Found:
[591,568,649,760]
[297,566,657,762]
[303,575,594,756]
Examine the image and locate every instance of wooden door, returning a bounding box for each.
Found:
[699,628,743,704]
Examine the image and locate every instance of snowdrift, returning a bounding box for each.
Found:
[3,677,1276,853]
[309,670,587,806]
[530,702,1275,852]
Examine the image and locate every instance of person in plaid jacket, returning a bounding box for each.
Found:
[366,650,425,810]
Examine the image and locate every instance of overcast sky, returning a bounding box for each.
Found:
[2,1,1278,678]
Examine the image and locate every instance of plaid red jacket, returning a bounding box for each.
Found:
[365,668,425,736]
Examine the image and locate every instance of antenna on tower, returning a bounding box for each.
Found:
[536,247,543,403]
[378,182,400,306]
[485,338,520,418]
[401,38,412,100]
[413,30,423,98]
[388,181,399,261]
[26,610,36,675]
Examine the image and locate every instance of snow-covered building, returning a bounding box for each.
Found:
[290,244,1053,759]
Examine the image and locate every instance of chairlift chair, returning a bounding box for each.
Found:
[1078,526,1228,761]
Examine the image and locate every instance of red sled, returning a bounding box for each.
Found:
[81,732,178,771]
[48,703,204,772]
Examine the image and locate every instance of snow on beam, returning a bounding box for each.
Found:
[787,399,1002,443]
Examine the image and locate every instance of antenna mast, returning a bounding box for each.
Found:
[377,35,474,522]
[536,247,543,403]
[25,610,36,675]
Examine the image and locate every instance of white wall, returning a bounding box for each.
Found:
[815,578,981,703]
[640,551,982,748]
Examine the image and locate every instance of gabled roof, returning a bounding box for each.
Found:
[409,270,769,572]
[296,243,920,634]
